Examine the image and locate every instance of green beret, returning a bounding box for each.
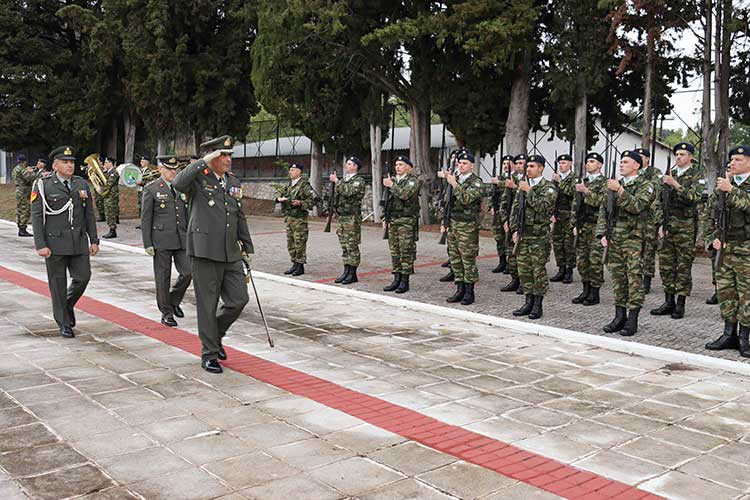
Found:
[200,135,235,153]
[157,155,180,169]
[49,145,76,161]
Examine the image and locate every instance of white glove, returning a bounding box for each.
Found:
[203,150,222,164]
[242,253,253,268]
[145,246,155,257]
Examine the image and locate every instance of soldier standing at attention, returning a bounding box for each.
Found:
[30,146,99,338]
[550,153,576,284]
[635,148,661,294]
[438,149,463,282]
[172,135,253,374]
[383,155,421,294]
[572,153,608,306]
[330,156,366,285]
[12,153,35,237]
[598,150,655,337]
[141,156,192,327]
[444,151,483,305]
[489,154,513,274]
[276,162,314,277]
[651,143,705,320]
[510,154,558,320]
[136,156,159,229]
[99,157,120,239]
[704,146,750,356]
[501,154,528,293]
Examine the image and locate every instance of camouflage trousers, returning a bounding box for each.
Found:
[95,192,105,220]
[642,223,659,277]
[492,220,506,257]
[517,235,551,296]
[15,188,31,227]
[104,194,119,228]
[504,229,518,277]
[552,216,575,268]
[336,215,361,266]
[716,246,750,325]
[448,221,479,284]
[659,217,697,296]
[285,216,309,264]
[607,235,645,310]
[576,222,604,287]
[388,217,418,275]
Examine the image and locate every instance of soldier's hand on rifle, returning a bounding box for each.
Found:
[575,182,589,194]
[573,227,578,237]
[504,222,509,233]
[658,226,665,239]
[383,175,393,188]
[440,224,447,233]
[518,181,530,193]
[291,200,302,206]
[276,197,288,203]
[717,176,734,192]
[600,236,608,248]
[329,172,339,183]
[437,170,446,179]
[512,231,519,244]
[606,179,621,192]
[553,173,561,182]
[505,178,517,189]
[445,172,457,187]
[551,215,557,223]
[490,176,500,184]
[713,238,722,251]
[663,175,680,189]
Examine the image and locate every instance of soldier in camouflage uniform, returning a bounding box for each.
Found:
[550,153,576,284]
[501,154,528,293]
[383,155,421,294]
[331,156,366,285]
[572,153,608,306]
[635,148,661,295]
[704,146,750,356]
[276,162,314,276]
[12,154,35,237]
[444,151,483,305]
[438,149,463,282]
[489,155,513,273]
[651,143,705,320]
[704,161,731,306]
[510,154,558,319]
[597,151,655,336]
[98,157,120,239]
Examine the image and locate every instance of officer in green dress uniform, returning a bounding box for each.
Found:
[172,135,254,374]
[276,162,314,276]
[330,156,366,285]
[30,146,99,338]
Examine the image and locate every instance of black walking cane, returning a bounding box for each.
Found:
[241,245,274,348]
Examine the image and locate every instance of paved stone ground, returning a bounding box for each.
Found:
[100,215,743,363]
[1,223,749,500]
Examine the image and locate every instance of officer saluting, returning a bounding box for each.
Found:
[172,136,253,374]
[141,156,192,327]
[30,146,99,338]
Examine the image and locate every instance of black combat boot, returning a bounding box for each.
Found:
[441,260,451,268]
[643,275,652,294]
[739,325,750,357]
[96,216,105,222]
[102,227,117,239]
[446,282,466,303]
[501,276,520,292]
[461,283,475,305]
[439,269,455,282]
[528,295,544,320]
[603,306,627,333]
[18,226,32,237]
[619,308,640,336]
[395,275,410,294]
[705,321,738,350]
[492,255,507,274]
[335,265,350,283]
[384,273,401,292]
[650,293,675,316]
[292,263,304,276]
[670,295,686,319]
[549,267,565,282]
[284,263,296,275]
[562,267,574,284]
[513,294,534,316]
[583,287,600,306]
[706,287,718,305]
[572,281,590,304]
[341,266,358,285]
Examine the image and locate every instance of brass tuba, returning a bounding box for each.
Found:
[84,153,108,192]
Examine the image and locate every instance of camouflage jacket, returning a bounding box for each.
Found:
[278,177,314,218]
[571,174,607,227]
[12,164,36,191]
[386,171,420,220]
[99,168,120,198]
[451,172,483,223]
[595,174,655,240]
[704,178,750,254]
[642,165,663,226]
[510,177,557,237]
[334,173,366,217]
[663,163,705,226]
[500,171,523,225]
[554,171,575,219]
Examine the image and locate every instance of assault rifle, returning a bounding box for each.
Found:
[661,160,674,234]
[603,159,617,262]
[439,155,457,245]
[512,161,529,256]
[491,155,501,226]
[572,154,586,249]
[715,157,728,268]
[323,168,335,233]
[382,161,393,240]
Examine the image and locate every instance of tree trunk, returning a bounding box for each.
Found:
[408,102,433,224]
[574,90,588,177]
[641,30,656,149]
[715,0,732,175]
[106,118,118,159]
[370,123,383,222]
[157,138,166,156]
[123,110,136,163]
[309,140,322,216]
[505,49,531,156]
[175,131,197,157]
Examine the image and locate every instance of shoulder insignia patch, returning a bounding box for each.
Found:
[648,186,654,194]
[699,179,706,185]
[203,168,209,175]
[30,191,38,202]
[548,188,555,194]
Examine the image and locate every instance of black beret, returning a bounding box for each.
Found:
[289,162,304,171]
[141,155,152,162]
[557,154,572,162]
[673,143,695,154]
[514,154,527,162]
[450,148,466,157]
[621,150,643,166]
[458,151,475,163]
[501,155,514,162]
[49,145,76,161]
[347,156,362,168]
[17,153,27,162]
[728,145,750,157]
[585,152,604,163]
[190,155,200,160]
[635,147,650,158]
[527,154,546,166]
[395,155,413,167]
[37,158,48,164]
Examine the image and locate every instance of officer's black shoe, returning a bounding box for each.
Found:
[173,305,184,318]
[572,281,590,304]
[650,293,675,316]
[549,267,565,282]
[670,295,686,319]
[603,306,627,333]
[491,255,507,274]
[706,290,718,305]
[96,217,105,222]
[439,270,455,282]
[202,359,223,373]
[284,263,296,275]
[500,277,519,292]
[739,325,750,358]
[528,295,544,320]
[161,313,178,327]
[460,283,475,305]
[341,266,358,285]
[68,307,76,327]
[292,264,305,276]
[335,265,350,283]
[513,294,534,316]
[395,275,410,294]
[135,224,141,230]
[18,226,32,237]
[384,273,401,292]
[583,287,600,306]
[619,308,640,337]
[218,346,228,361]
[102,228,117,239]
[705,321,738,350]
[60,325,75,338]
[446,282,466,303]
[441,260,451,268]
[643,275,652,294]
[562,267,574,284]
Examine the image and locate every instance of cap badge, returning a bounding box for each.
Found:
[63,147,72,155]
[224,137,232,147]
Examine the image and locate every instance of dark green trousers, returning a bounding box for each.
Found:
[153,249,192,315]
[45,254,91,328]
